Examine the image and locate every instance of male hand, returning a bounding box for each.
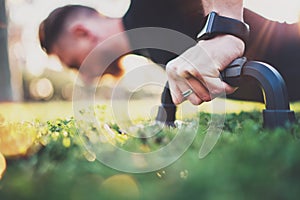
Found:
[166,34,244,105]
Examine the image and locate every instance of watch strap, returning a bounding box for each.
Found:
[197,12,250,44]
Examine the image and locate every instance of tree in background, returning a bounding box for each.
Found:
[0,0,12,102]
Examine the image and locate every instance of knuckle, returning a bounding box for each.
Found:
[166,68,178,79]
[177,68,188,77]
[190,68,199,76]
[173,98,182,105]
[171,94,182,105]
[210,88,224,96]
[166,62,177,73]
[201,95,212,102]
[190,97,202,105]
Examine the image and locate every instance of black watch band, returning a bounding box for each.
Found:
[197,12,250,44]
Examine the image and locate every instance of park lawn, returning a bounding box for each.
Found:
[1,99,300,121]
[0,100,300,200]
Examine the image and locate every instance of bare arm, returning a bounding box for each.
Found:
[166,0,245,105]
[202,0,243,19]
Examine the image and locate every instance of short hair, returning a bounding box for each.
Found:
[39,5,99,54]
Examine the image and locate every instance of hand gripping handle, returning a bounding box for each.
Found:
[156,57,295,128]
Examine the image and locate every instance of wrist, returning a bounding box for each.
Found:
[197,11,249,46]
[197,35,245,69]
[202,0,243,20]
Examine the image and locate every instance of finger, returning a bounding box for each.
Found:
[176,78,203,105]
[200,77,236,98]
[177,65,205,82]
[166,62,184,104]
[168,78,184,105]
[186,77,212,102]
[175,64,229,101]
[223,82,237,94]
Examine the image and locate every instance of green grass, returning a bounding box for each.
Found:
[0,101,300,200]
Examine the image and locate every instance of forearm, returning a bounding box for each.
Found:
[201,0,244,20]
[167,0,247,105]
[198,0,246,68]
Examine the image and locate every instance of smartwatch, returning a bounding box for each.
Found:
[197,11,250,45]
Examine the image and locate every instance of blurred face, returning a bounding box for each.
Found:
[51,32,96,70]
[50,18,128,83]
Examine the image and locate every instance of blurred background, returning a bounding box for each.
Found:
[1,0,300,102]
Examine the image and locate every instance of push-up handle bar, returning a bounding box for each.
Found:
[156,57,296,129]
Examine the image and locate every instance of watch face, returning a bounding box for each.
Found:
[196,11,217,40]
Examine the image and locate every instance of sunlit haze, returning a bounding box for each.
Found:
[244,0,300,23]
[6,0,300,77]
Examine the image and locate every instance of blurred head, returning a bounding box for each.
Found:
[39,5,129,83]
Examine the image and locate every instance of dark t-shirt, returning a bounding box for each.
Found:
[122,0,204,65]
[122,0,300,102]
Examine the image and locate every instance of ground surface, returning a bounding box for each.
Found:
[0,100,300,200]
